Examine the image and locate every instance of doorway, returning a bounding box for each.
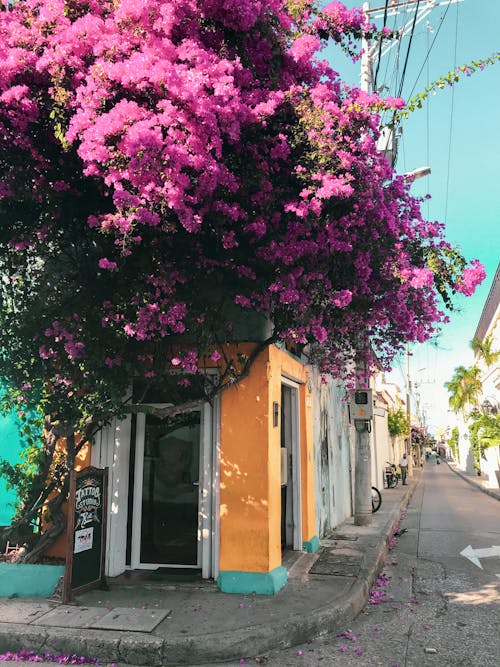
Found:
[280,382,302,552]
[128,405,214,571]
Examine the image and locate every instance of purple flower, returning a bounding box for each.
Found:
[98,257,118,271]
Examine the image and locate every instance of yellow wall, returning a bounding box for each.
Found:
[219,344,316,574]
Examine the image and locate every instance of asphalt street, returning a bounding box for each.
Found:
[197,461,500,667]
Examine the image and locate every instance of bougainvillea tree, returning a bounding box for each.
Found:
[0,0,484,558]
[411,424,435,455]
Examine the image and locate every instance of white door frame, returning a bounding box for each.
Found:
[130,403,214,571]
[281,378,302,551]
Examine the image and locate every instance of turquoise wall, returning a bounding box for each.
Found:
[0,563,65,596]
[0,410,23,526]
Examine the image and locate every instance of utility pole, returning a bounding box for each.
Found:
[361,0,459,471]
[352,384,373,526]
[350,4,375,528]
[361,1,463,93]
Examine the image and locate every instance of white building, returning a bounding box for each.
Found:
[472,262,500,488]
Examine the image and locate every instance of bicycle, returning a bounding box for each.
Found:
[371,486,382,513]
[385,462,399,488]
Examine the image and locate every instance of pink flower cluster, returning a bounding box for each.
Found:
[0,0,484,395]
[369,572,392,605]
[455,259,486,296]
[42,319,86,361]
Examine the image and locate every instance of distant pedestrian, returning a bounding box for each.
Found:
[399,453,408,485]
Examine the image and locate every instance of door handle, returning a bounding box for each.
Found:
[192,481,199,486]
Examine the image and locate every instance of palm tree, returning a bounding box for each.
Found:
[471,335,500,368]
[444,365,483,417]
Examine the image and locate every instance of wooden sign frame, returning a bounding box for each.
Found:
[63,466,108,603]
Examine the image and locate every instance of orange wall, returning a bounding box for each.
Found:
[219,346,273,572]
[219,344,316,574]
[43,439,92,559]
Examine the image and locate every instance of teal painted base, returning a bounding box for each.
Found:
[0,563,65,597]
[217,566,288,595]
[303,535,320,553]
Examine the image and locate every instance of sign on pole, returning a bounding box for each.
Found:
[63,466,108,603]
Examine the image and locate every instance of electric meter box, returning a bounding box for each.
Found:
[350,389,373,421]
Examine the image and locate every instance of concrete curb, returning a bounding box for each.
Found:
[0,483,418,666]
[169,482,418,665]
[446,461,500,501]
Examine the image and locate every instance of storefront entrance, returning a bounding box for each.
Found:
[126,403,217,573]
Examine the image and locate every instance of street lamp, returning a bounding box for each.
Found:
[404,166,431,181]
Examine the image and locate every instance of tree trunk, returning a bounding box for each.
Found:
[15,427,77,563]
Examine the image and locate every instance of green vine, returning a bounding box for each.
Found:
[395,52,500,121]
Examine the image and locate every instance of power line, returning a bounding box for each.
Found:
[386,1,421,163]
[373,0,390,91]
[407,2,453,100]
[426,25,430,219]
[396,0,421,100]
[382,11,400,94]
[443,1,460,224]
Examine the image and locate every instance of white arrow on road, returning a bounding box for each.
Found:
[460,544,500,569]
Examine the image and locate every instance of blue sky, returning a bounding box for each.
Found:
[323,0,500,434]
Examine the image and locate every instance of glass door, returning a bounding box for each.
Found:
[131,410,201,568]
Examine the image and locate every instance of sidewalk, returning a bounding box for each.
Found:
[0,478,418,667]
[446,460,500,501]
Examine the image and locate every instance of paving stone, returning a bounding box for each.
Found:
[90,607,170,632]
[31,605,108,628]
[309,547,362,577]
[0,601,53,624]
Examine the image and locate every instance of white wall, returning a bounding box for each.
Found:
[91,416,132,577]
[312,370,353,536]
[481,446,500,488]
[371,408,390,491]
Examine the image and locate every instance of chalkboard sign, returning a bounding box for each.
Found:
[63,466,108,603]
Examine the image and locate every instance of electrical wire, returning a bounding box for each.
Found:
[380,11,399,94]
[378,14,403,128]
[443,1,460,224]
[426,26,430,220]
[396,0,421,100]
[407,2,453,101]
[373,0,390,92]
[387,1,421,164]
